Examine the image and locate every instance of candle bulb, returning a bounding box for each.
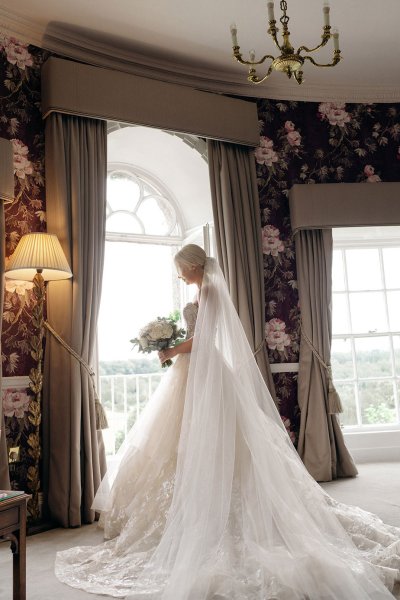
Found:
[230,23,238,46]
[323,2,330,27]
[249,49,256,62]
[332,26,339,50]
[267,2,275,21]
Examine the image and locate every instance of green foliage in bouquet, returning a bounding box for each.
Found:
[130,312,186,367]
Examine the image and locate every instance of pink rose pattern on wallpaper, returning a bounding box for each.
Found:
[1,35,48,492]
[3,388,30,418]
[257,99,400,441]
[0,36,48,377]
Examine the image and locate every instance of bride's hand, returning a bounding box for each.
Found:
[158,347,177,364]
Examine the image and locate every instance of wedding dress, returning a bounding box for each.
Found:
[55,258,400,599]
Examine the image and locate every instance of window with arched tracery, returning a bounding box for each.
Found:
[106,165,182,240]
[98,164,190,456]
[97,123,213,458]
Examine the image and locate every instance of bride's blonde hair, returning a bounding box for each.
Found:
[174,244,207,269]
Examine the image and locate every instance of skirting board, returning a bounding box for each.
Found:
[344,430,400,463]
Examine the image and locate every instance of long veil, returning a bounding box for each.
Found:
[124,257,395,599]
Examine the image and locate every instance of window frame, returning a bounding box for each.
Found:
[332,233,400,433]
[106,162,185,245]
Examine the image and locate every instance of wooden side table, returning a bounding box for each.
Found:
[0,493,30,600]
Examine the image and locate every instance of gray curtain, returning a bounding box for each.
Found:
[295,229,358,481]
[207,140,276,399]
[0,202,11,489]
[43,114,107,527]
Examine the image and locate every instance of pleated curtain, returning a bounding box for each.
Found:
[295,229,358,481]
[207,140,276,400]
[42,114,107,527]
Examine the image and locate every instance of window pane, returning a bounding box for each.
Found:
[345,249,381,291]
[359,381,396,425]
[137,196,176,235]
[387,291,400,331]
[383,248,400,289]
[332,294,350,334]
[107,212,143,234]
[98,242,176,362]
[332,250,345,291]
[107,173,140,212]
[393,336,400,377]
[335,383,358,426]
[331,338,354,379]
[354,336,392,378]
[349,292,388,333]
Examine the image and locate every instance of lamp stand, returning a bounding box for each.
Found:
[27,270,45,521]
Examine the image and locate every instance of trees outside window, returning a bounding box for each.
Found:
[332,227,400,430]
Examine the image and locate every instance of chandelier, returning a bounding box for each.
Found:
[230,1,341,85]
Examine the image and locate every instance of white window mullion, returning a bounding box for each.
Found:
[342,248,362,426]
[380,246,400,424]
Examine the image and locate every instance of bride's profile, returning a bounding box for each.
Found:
[56,244,400,599]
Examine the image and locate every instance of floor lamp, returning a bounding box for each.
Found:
[5,232,72,520]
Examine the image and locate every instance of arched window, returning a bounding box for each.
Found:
[98,125,213,456]
[106,164,183,240]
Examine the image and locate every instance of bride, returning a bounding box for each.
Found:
[56,244,400,599]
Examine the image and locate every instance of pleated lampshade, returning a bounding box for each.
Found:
[0,137,14,204]
[5,232,72,281]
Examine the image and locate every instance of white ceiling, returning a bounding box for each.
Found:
[1,0,400,101]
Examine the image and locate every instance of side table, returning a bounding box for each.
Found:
[0,493,30,600]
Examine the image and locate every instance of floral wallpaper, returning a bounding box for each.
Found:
[256,99,400,444]
[0,32,48,496]
[1,30,400,490]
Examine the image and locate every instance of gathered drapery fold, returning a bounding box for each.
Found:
[295,228,357,481]
[43,113,107,527]
[207,139,276,399]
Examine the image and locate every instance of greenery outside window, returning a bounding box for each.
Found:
[332,227,400,430]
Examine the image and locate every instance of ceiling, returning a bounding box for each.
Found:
[1,0,399,102]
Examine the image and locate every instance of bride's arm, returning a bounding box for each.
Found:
[158,337,193,363]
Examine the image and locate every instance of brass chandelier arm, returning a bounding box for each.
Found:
[296,28,331,55]
[247,64,274,85]
[233,48,275,66]
[267,22,284,52]
[303,53,342,68]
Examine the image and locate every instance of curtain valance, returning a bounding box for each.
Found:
[289,182,400,233]
[41,57,260,147]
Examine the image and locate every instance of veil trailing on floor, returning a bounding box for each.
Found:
[58,256,398,599]
[124,257,394,599]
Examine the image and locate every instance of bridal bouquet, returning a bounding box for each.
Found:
[130,312,186,367]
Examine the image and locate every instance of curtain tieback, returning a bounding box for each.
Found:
[300,322,343,415]
[253,339,265,357]
[44,321,109,430]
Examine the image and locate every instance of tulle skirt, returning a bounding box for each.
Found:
[55,353,400,599]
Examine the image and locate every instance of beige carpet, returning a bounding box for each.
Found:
[1,462,399,600]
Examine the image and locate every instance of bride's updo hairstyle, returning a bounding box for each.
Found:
[174,244,207,270]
